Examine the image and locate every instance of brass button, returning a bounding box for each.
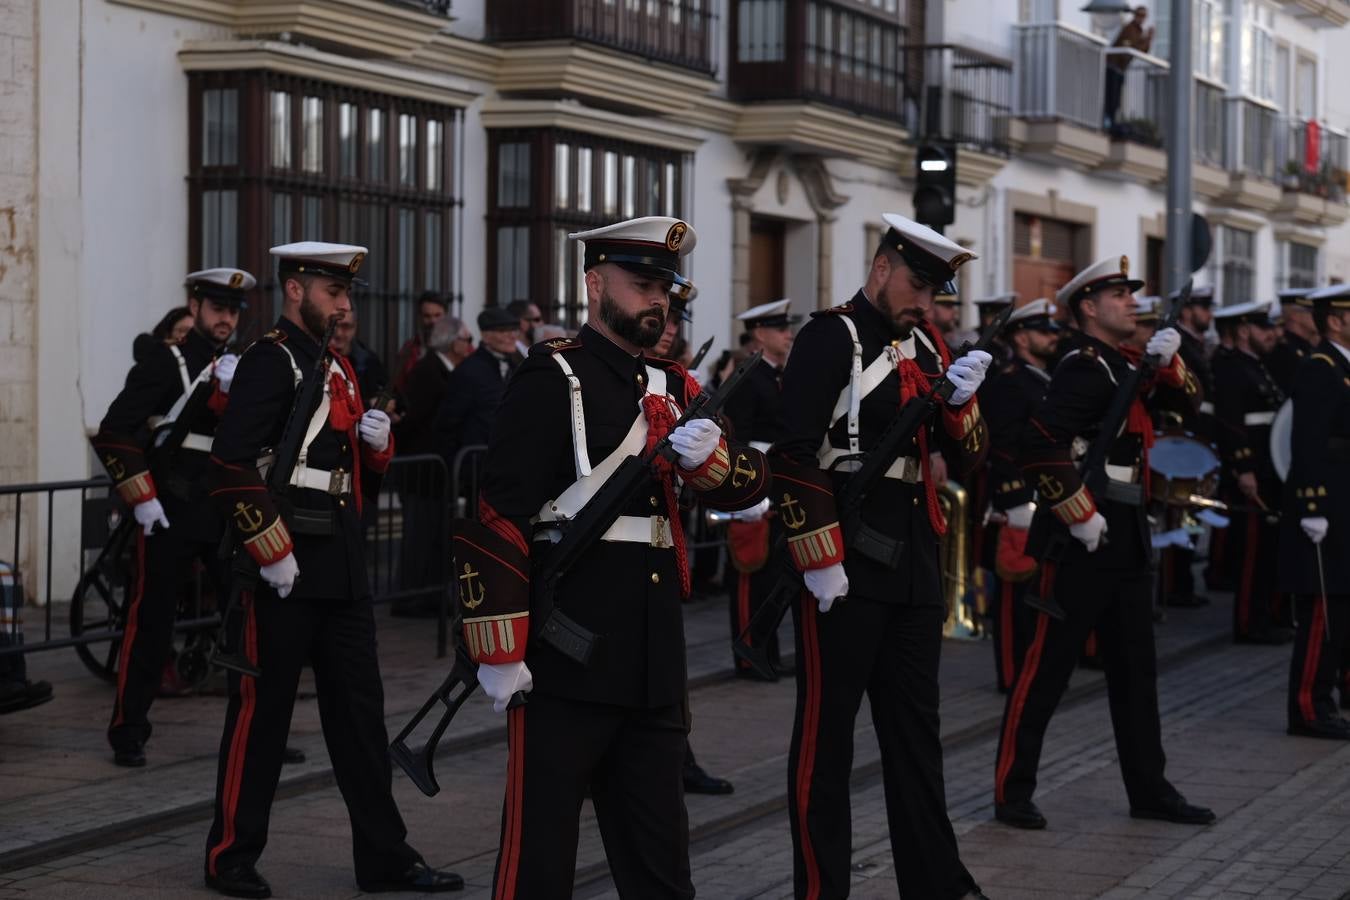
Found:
[339,499,346,508]
[649,496,659,508]
[650,572,660,584]
[341,445,348,453]
[637,373,646,385]
[912,497,919,506]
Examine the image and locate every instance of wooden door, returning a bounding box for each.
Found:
[749,216,786,309]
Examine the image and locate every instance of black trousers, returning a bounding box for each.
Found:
[730,564,781,672]
[491,693,692,900]
[1230,508,1283,638]
[204,590,418,883]
[108,526,225,751]
[995,566,1175,810]
[990,574,1036,694]
[1288,594,1350,726]
[787,595,976,900]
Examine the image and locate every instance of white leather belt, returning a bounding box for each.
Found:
[1199,401,1215,416]
[1243,410,1275,426]
[820,449,922,483]
[180,433,214,453]
[258,455,352,496]
[535,515,673,548]
[1104,463,1137,484]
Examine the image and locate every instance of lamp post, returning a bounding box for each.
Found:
[1165,0,1193,295]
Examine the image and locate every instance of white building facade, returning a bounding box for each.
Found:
[6,0,1350,594]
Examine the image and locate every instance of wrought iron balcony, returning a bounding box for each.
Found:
[487,0,717,74]
[1102,47,1168,148]
[907,44,1012,156]
[1194,78,1226,169]
[1278,117,1349,202]
[729,0,907,122]
[1014,22,1105,130]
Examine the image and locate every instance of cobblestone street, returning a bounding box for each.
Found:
[2,589,1349,899]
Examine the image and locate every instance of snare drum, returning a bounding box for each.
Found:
[1148,434,1220,506]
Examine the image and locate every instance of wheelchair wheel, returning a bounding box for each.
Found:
[70,522,137,683]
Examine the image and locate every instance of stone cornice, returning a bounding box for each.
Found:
[478,98,707,153]
[733,103,909,169]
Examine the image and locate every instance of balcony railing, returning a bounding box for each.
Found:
[908,44,1012,156]
[1194,78,1227,168]
[1014,22,1105,130]
[1230,97,1278,180]
[1278,117,1349,202]
[387,0,451,14]
[729,0,907,121]
[1103,47,1168,148]
[487,0,718,75]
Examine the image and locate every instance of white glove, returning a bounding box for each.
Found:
[132,498,170,535]
[214,354,240,394]
[1005,502,1035,530]
[728,497,771,522]
[1068,512,1108,553]
[358,409,391,453]
[946,350,993,407]
[669,418,722,469]
[1301,517,1329,545]
[478,661,533,713]
[803,563,849,613]
[1145,327,1181,366]
[259,552,300,598]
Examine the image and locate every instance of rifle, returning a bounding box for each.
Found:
[1025,279,1191,621]
[389,351,764,795]
[733,307,1014,679]
[209,317,341,677]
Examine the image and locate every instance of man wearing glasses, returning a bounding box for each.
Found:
[507,299,544,356]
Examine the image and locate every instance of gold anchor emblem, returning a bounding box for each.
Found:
[730,453,759,489]
[780,493,808,531]
[233,502,264,533]
[459,563,486,609]
[104,455,126,481]
[1036,473,1065,502]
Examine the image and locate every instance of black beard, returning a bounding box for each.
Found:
[599,291,663,349]
[299,295,331,342]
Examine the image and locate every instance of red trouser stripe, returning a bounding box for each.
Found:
[1298,600,1326,724]
[494,705,526,900]
[207,599,259,876]
[794,593,823,900]
[1237,511,1259,633]
[1084,630,1097,659]
[995,613,1049,805]
[999,581,1015,688]
[112,530,148,727]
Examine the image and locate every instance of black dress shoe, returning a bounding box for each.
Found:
[359,860,464,893]
[1130,794,1216,825]
[281,746,306,764]
[1288,716,1350,740]
[0,678,53,714]
[994,799,1046,829]
[771,660,795,677]
[205,863,272,899]
[1236,627,1295,645]
[683,760,735,795]
[113,744,147,768]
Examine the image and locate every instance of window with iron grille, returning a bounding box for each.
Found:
[1221,226,1255,305]
[188,71,463,367]
[486,129,686,329]
[1288,242,1319,289]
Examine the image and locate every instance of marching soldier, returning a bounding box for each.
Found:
[973,292,1017,366]
[982,299,1060,693]
[930,282,962,349]
[1266,287,1316,394]
[460,217,768,898]
[723,298,796,680]
[91,269,249,767]
[204,243,460,898]
[1280,283,1350,741]
[775,214,991,899]
[993,256,1215,831]
[1211,302,1291,644]
[1165,285,1216,603]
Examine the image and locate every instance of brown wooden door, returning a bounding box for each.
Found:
[1013,212,1086,306]
[749,216,786,309]
[1013,258,1076,305]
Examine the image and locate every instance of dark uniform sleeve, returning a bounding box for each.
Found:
[1151,352,1202,415]
[1211,354,1256,477]
[1288,353,1340,519]
[1019,353,1115,525]
[207,342,298,567]
[932,390,990,480]
[90,348,179,505]
[982,367,1035,511]
[667,366,770,510]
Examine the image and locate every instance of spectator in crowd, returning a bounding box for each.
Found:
[392,291,449,392]
[506,299,543,356]
[432,307,522,470]
[0,560,53,715]
[535,323,569,342]
[330,306,393,411]
[133,306,194,363]
[396,316,470,457]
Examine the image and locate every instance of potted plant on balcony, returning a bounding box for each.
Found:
[1282,160,1303,192]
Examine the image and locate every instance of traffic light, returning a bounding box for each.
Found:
[914,142,956,231]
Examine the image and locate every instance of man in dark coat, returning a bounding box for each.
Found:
[432,307,521,470]
[396,315,470,457]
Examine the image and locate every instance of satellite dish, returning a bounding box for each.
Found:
[1270,398,1293,481]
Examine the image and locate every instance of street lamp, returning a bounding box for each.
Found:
[1080,0,1134,11]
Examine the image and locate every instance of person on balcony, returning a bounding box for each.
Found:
[1104,6,1154,132]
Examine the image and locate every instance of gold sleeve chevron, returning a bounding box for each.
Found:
[681,439,731,491]
[942,398,982,440]
[787,523,846,571]
[243,516,294,566]
[462,612,529,665]
[116,471,157,505]
[1157,353,1188,389]
[1050,485,1097,525]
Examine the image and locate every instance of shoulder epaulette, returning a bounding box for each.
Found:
[811,302,854,318]
[530,337,581,357]
[1311,353,1339,368]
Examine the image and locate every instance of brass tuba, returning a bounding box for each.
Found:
[938,480,981,640]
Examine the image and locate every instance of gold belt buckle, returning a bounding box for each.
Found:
[328,468,348,496]
[651,515,673,549]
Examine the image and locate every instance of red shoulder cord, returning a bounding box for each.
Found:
[898,323,955,537]
[331,354,367,514]
[1116,345,1158,502]
[640,368,697,598]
